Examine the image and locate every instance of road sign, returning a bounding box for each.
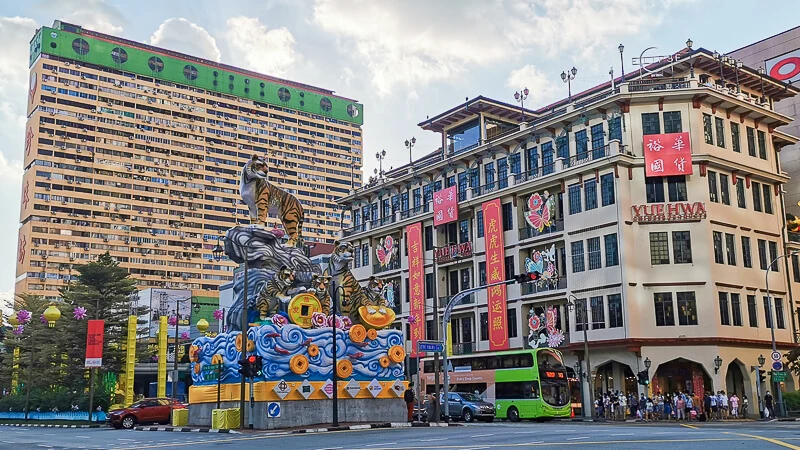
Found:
[344,378,361,398]
[773,361,784,372]
[202,363,221,372]
[772,351,782,361]
[321,379,334,399]
[267,402,281,418]
[205,371,219,381]
[299,379,315,399]
[772,371,788,382]
[417,340,444,353]
[273,379,292,399]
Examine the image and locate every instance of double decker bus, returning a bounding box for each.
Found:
[421,348,571,421]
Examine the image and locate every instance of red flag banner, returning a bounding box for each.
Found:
[433,186,458,227]
[482,199,509,350]
[643,132,693,177]
[85,319,105,368]
[406,222,426,357]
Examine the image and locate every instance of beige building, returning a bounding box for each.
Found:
[340,44,800,411]
[16,20,363,301]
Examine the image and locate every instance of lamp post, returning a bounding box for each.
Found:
[756,354,766,417]
[405,137,417,165]
[330,285,346,427]
[734,59,743,93]
[714,355,723,374]
[561,67,578,103]
[758,66,767,103]
[573,361,585,417]
[375,150,387,180]
[212,237,249,429]
[686,39,695,78]
[618,44,625,80]
[170,296,192,401]
[567,294,592,419]
[514,87,529,122]
[713,51,726,86]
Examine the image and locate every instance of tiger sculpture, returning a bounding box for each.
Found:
[364,276,387,306]
[240,154,304,247]
[324,241,373,322]
[256,266,296,319]
[310,273,333,315]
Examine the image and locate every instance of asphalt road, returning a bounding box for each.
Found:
[3,421,800,449]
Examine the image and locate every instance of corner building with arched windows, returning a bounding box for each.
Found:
[340,45,800,414]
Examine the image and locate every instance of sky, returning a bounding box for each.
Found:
[1,0,799,314]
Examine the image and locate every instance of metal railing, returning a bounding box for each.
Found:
[451,342,476,356]
[521,277,567,295]
[519,219,565,240]
[342,223,366,238]
[628,77,689,92]
[788,232,800,244]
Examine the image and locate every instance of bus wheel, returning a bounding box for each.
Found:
[508,407,520,422]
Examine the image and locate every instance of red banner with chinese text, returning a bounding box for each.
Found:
[85,319,105,368]
[481,199,509,350]
[406,223,426,357]
[643,132,692,177]
[433,186,459,227]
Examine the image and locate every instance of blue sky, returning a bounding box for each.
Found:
[1,0,799,310]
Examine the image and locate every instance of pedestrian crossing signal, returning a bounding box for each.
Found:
[637,370,650,386]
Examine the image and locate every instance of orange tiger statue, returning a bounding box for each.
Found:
[240,155,304,247]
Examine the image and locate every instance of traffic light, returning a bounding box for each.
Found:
[514,272,541,284]
[760,371,768,384]
[246,354,263,378]
[253,355,263,377]
[637,370,650,386]
[238,357,250,378]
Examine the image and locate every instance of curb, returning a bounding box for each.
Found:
[133,426,239,433]
[0,423,103,428]
[291,422,456,434]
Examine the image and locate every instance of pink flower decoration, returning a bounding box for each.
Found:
[180,331,190,340]
[40,314,47,324]
[311,312,327,328]
[73,306,87,320]
[12,325,24,336]
[213,309,224,321]
[271,315,288,328]
[17,310,31,324]
[341,316,352,331]
[408,315,417,324]
[168,316,178,326]
[270,228,285,238]
[326,315,344,329]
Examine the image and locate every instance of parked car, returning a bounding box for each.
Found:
[413,401,429,422]
[441,392,495,422]
[106,398,186,429]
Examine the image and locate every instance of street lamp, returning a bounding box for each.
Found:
[713,50,726,87]
[644,357,652,371]
[714,355,723,374]
[758,66,767,103]
[329,285,347,427]
[734,60,743,93]
[686,38,693,50]
[567,294,592,419]
[405,137,417,165]
[573,360,585,418]
[375,149,387,180]
[561,67,578,103]
[514,87,529,122]
[758,354,766,367]
[618,44,625,80]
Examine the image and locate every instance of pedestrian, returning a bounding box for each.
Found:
[676,394,686,421]
[664,395,672,420]
[710,392,718,420]
[720,391,729,420]
[764,391,774,419]
[645,397,654,422]
[742,395,749,418]
[404,383,415,422]
[617,392,626,420]
[685,392,694,420]
[730,393,739,419]
[655,391,664,421]
[426,393,436,422]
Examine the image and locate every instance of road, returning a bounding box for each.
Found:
[2,421,800,449]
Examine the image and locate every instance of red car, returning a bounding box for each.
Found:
[106,398,186,429]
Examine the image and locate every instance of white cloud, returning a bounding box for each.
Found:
[59,0,125,35]
[0,17,38,159]
[506,64,561,107]
[150,18,222,62]
[224,16,298,78]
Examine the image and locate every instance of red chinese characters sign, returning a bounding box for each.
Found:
[85,320,105,368]
[481,199,508,351]
[433,186,458,227]
[643,132,692,177]
[406,223,426,357]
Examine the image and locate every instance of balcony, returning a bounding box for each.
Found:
[400,205,426,221]
[373,258,401,274]
[628,77,690,92]
[451,342,476,356]
[521,277,567,295]
[519,219,564,241]
[788,232,800,244]
[342,223,366,238]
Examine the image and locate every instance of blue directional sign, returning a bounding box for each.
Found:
[417,340,444,353]
[773,361,784,372]
[267,402,281,418]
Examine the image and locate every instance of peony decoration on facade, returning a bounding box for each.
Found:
[528,306,565,349]
[524,191,556,232]
[375,235,397,267]
[524,244,559,287]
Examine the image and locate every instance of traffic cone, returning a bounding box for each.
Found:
[571,407,575,418]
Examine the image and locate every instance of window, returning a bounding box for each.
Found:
[642,113,661,135]
[757,130,767,160]
[776,298,785,329]
[413,188,421,209]
[677,292,698,325]
[526,146,538,173]
[507,309,518,338]
[663,111,682,133]
[725,233,737,266]
[353,246,361,268]
[542,142,554,174]
[747,295,758,327]
[478,261,487,286]
[752,181,763,212]
[731,122,741,153]
[575,298,588,331]
[719,292,731,325]
[758,239,768,270]
[502,202,513,231]
[713,231,724,264]
[608,294,623,328]
[591,296,605,329]
[672,231,693,264]
[793,254,800,283]
[731,294,743,326]
[715,117,725,148]
[591,123,605,158]
[585,179,598,210]
[484,162,495,190]
[477,210,484,238]
[764,297,773,329]
[719,174,730,205]
[587,237,602,270]
[667,176,687,202]
[469,167,480,195]
[769,241,778,272]
[604,233,619,267]
[654,293,675,326]
[498,157,509,189]
[742,236,752,268]
[736,178,746,208]
[608,117,622,142]
[646,177,665,203]
[571,241,585,273]
[425,273,434,300]
[568,184,582,214]
[576,129,588,157]
[424,226,433,251]
[504,256,515,281]
[556,134,569,161]
[600,173,615,206]
[362,243,369,266]
[703,114,714,144]
[457,172,468,201]
[458,219,470,243]
[404,278,409,303]
[708,170,719,203]
[762,184,773,214]
[650,232,670,265]
[480,312,488,341]
[747,127,756,157]
[509,153,521,176]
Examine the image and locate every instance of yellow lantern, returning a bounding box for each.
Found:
[8,312,19,327]
[43,303,61,328]
[196,318,209,333]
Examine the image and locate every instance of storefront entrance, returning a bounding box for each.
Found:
[652,358,712,395]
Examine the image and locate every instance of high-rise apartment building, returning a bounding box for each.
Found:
[16,20,363,300]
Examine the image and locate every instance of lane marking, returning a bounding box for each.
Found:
[610,433,634,436]
[347,437,752,449]
[365,444,397,447]
[470,434,495,437]
[566,437,589,441]
[680,423,699,429]
[419,438,448,442]
[726,432,800,450]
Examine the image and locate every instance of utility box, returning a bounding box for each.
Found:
[171,408,189,427]
[211,409,227,430]
[225,408,241,429]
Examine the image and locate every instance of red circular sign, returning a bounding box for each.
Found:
[323,383,334,395]
[770,56,800,81]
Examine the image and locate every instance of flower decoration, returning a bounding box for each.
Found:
[326,315,344,329]
[407,314,418,324]
[213,309,224,321]
[180,331,190,340]
[12,325,24,336]
[271,314,288,328]
[16,310,31,324]
[341,316,353,331]
[168,316,178,326]
[40,314,47,324]
[311,312,327,328]
[547,329,565,347]
[73,306,87,320]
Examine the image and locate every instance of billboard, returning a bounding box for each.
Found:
[433,186,458,226]
[406,223,426,357]
[137,288,192,338]
[84,320,104,368]
[643,132,692,177]
[767,49,800,84]
[481,199,509,351]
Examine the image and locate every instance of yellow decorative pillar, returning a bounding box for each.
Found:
[446,322,452,356]
[158,315,167,398]
[11,347,19,392]
[125,315,137,406]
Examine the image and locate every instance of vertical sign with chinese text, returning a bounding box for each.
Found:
[481,199,509,350]
[406,223,426,357]
[433,186,458,227]
[85,320,105,368]
[643,132,692,177]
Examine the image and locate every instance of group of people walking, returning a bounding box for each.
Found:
[595,390,750,421]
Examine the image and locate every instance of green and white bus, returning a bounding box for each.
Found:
[421,348,571,421]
